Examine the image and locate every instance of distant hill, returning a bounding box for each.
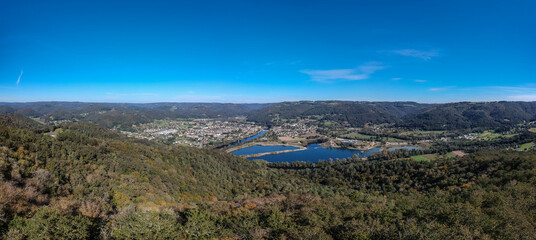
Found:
[0,106,15,114]
[401,101,536,130]
[362,101,433,118]
[247,101,536,130]
[2,101,536,130]
[247,101,432,127]
[0,113,45,130]
[0,102,271,130]
[0,114,266,208]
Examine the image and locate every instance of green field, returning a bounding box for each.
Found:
[477,131,517,141]
[30,117,46,125]
[410,155,430,162]
[321,120,338,127]
[410,154,438,162]
[530,128,536,133]
[517,142,535,151]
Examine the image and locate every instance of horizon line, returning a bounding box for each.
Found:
[1,99,535,105]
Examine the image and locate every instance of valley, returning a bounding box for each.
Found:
[1,101,536,239]
[3,1,534,238]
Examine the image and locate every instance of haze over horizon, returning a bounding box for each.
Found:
[1,0,535,103]
[3,100,536,105]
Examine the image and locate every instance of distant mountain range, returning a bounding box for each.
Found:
[248,101,536,130]
[1,101,536,130]
[0,102,269,130]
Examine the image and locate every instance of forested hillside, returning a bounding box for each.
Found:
[2,101,536,131]
[248,101,536,130]
[401,101,536,130]
[0,114,46,131]
[246,101,428,127]
[0,102,269,130]
[1,114,535,239]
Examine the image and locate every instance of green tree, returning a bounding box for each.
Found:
[181,209,218,240]
[7,207,93,240]
[101,210,180,240]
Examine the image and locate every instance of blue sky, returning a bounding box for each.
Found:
[1,0,535,103]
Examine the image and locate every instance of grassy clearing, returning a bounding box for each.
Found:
[30,117,46,125]
[530,128,536,133]
[516,142,535,151]
[321,120,339,127]
[410,155,430,162]
[478,131,500,140]
[477,131,516,141]
[344,132,375,140]
[382,137,405,142]
[410,154,438,162]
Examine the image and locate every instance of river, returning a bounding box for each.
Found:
[232,144,422,163]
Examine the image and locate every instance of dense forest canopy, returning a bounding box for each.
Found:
[0,102,269,130]
[400,101,536,130]
[2,101,535,131]
[249,101,536,130]
[0,112,535,239]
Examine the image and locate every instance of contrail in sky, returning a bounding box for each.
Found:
[16,70,23,85]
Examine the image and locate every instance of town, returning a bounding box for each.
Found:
[120,118,264,147]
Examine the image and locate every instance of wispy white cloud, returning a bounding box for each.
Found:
[429,86,454,91]
[301,62,384,83]
[16,70,23,85]
[489,86,536,93]
[392,49,438,60]
[391,77,401,81]
[414,79,427,83]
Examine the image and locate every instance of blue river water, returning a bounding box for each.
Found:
[243,144,382,163]
[231,145,300,156]
[218,130,268,149]
[240,130,268,142]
